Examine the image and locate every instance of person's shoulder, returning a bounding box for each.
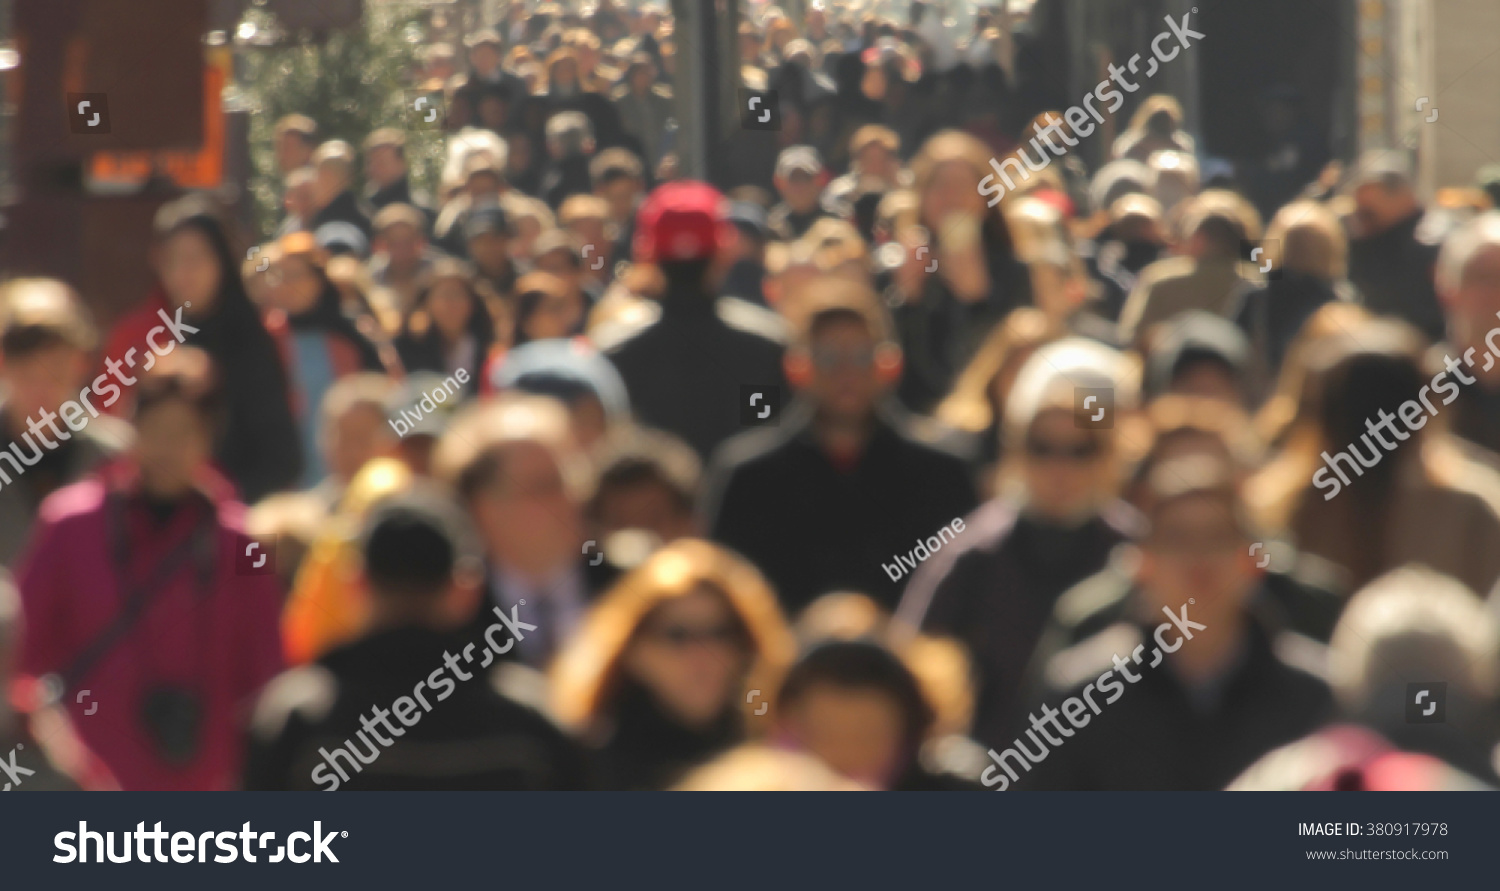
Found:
[78,414,133,456]
[1134,254,1195,288]
[1051,564,1134,635]
[708,419,804,480]
[247,663,340,745]
[1041,621,1144,694]
[715,296,789,345]
[35,477,108,528]
[592,300,664,354]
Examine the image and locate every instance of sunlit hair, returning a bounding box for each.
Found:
[909,130,1017,248]
[550,539,796,729]
[432,392,592,505]
[1252,301,1374,449]
[935,306,1055,435]
[1265,200,1347,281]
[1125,94,1184,137]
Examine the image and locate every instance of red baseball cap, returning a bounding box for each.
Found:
[633,180,734,263]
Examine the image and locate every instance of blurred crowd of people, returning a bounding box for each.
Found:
[5,0,1500,793]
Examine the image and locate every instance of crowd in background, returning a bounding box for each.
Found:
[6,0,1500,792]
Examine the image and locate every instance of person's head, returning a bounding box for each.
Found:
[359,486,484,629]
[320,373,398,485]
[1144,311,1250,406]
[1350,152,1420,237]
[435,393,589,576]
[362,128,409,190]
[491,338,630,449]
[464,28,503,77]
[590,148,645,225]
[131,347,221,499]
[545,110,596,161]
[552,539,794,731]
[267,232,331,315]
[773,146,828,214]
[463,207,513,277]
[633,180,737,291]
[1311,319,1430,478]
[785,278,901,423]
[624,52,657,93]
[848,125,901,183]
[372,203,428,269]
[511,270,582,344]
[1330,566,1499,737]
[545,47,582,94]
[911,130,999,231]
[0,279,97,426]
[282,167,318,222]
[411,260,491,345]
[1264,200,1347,282]
[1003,338,1133,524]
[775,640,932,789]
[1132,451,1260,628]
[273,114,319,174]
[589,426,700,543]
[558,195,610,272]
[311,140,357,208]
[461,154,506,200]
[422,41,457,82]
[1437,211,1500,358]
[153,193,246,315]
[1129,94,1183,140]
[1147,149,1200,216]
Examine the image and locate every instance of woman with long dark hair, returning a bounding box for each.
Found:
[103,194,302,502]
[393,259,496,394]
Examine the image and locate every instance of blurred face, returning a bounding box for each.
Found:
[275,133,313,174]
[922,160,985,226]
[134,400,212,498]
[313,164,346,208]
[467,231,511,275]
[861,66,888,102]
[364,146,406,189]
[783,684,905,789]
[427,278,473,339]
[803,317,886,421]
[325,403,393,483]
[284,181,316,221]
[599,178,642,225]
[467,172,503,200]
[623,587,750,727]
[630,65,655,93]
[472,440,583,574]
[1019,409,1112,523]
[157,229,223,312]
[595,480,694,542]
[1352,183,1412,237]
[520,288,581,341]
[267,257,323,314]
[777,170,822,212]
[469,44,500,76]
[1446,242,1500,353]
[856,144,898,182]
[1,345,87,431]
[1137,494,1256,622]
[551,59,579,89]
[378,222,425,268]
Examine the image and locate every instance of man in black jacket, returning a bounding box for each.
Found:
[1001,453,1332,790]
[1347,154,1446,341]
[598,180,788,461]
[309,140,373,258]
[702,278,977,616]
[362,129,432,227]
[243,487,589,790]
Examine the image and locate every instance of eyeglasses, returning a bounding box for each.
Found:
[1024,438,1102,462]
[810,346,876,371]
[646,623,743,648]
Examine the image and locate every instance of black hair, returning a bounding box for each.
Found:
[778,640,933,768]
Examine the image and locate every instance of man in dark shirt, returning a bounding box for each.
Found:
[243,487,589,790]
[702,278,977,616]
[1347,153,1446,341]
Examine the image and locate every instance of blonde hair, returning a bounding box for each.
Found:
[1266,200,1347,281]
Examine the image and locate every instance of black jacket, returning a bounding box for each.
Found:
[1012,618,1332,790]
[703,401,979,616]
[1348,210,1445,341]
[243,626,590,790]
[599,282,787,461]
[310,190,373,256]
[591,681,742,790]
[897,499,1142,749]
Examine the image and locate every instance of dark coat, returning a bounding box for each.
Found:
[1348,209,1445,341]
[703,402,979,616]
[1011,619,1333,790]
[243,625,590,791]
[599,281,787,461]
[896,498,1143,749]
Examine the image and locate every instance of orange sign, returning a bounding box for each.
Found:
[88,47,229,188]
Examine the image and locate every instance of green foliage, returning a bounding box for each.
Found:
[239,2,444,239]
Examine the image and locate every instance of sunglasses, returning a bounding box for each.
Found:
[1024,438,1102,462]
[647,623,743,648]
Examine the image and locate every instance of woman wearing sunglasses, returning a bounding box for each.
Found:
[551,539,795,789]
[895,338,1143,753]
